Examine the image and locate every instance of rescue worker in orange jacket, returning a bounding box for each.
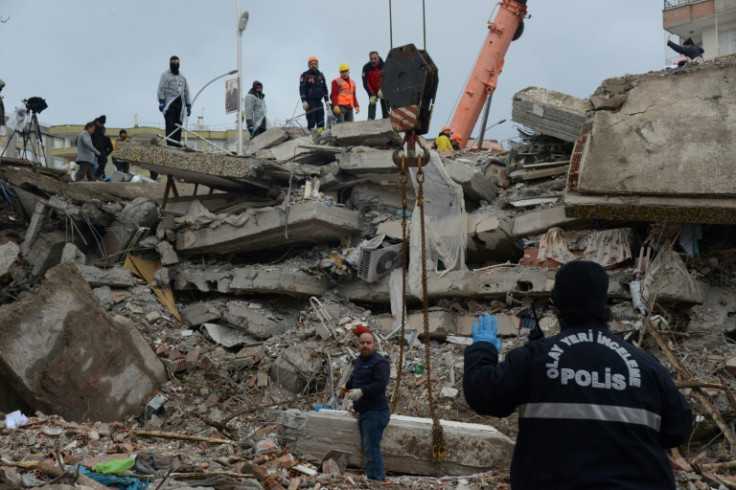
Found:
[330,63,360,124]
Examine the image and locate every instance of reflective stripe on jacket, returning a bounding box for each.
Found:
[330,77,358,109]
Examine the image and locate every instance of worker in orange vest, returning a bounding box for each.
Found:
[330,63,360,124]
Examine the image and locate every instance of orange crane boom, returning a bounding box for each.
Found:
[449,0,527,147]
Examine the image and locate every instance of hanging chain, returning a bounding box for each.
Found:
[416,158,447,470]
[390,156,410,413]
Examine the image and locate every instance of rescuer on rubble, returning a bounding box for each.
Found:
[157,55,191,181]
[667,35,704,70]
[361,51,387,120]
[330,63,360,124]
[432,126,453,150]
[244,80,267,139]
[463,260,693,489]
[451,133,463,150]
[299,56,330,131]
[342,326,390,481]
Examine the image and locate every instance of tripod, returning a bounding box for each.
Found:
[1,109,48,167]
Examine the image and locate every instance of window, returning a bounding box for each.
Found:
[719,27,736,56]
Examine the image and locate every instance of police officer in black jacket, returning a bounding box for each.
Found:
[299,56,330,131]
[464,260,692,489]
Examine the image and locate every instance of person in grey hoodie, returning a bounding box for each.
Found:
[75,122,101,182]
[244,80,267,139]
[156,55,191,180]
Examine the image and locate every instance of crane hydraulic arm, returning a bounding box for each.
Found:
[449,0,527,147]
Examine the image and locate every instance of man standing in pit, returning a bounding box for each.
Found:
[299,56,330,131]
[464,260,693,489]
[361,51,387,120]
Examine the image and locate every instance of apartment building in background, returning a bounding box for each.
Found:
[663,0,736,61]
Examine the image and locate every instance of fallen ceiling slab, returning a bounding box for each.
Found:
[176,201,362,254]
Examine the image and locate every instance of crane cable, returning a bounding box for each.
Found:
[389,154,447,471]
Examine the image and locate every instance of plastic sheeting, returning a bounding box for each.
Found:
[641,248,701,307]
[408,152,467,295]
[174,199,256,229]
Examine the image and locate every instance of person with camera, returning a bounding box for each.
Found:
[463,260,693,489]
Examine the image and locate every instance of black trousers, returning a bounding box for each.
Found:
[368,99,388,120]
[306,99,325,129]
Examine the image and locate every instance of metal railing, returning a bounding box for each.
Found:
[664,0,708,10]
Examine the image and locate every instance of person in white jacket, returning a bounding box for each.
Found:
[244,80,267,139]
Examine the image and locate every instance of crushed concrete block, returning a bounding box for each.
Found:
[467,209,516,258]
[101,198,158,263]
[512,86,589,142]
[243,127,289,157]
[278,409,513,476]
[0,241,20,278]
[440,386,459,399]
[223,300,293,340]
[337,150,396,177]
[181,300,225,327]
[443,159,498,203]
[20,201,50,257]
[349,182,415,214]
[0,262,166,422]
[261,136,341,164]
[76,264,136,288]
[61,243,86,265]
[329,119,401,147]
[156,241,179,266]
[176,201,362,255]
[229,268,327,297]
[376,219,405,241]
[201,323,256,349]
[26,231,79,277]
[270,343,324,393]
[93,286,115,309]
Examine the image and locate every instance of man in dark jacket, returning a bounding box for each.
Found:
[667,35,705,66]
[361,51,387,120]
[91,115,113,180]
[343,330,391,481]
[464,260,692,490]
[299,56,330,131]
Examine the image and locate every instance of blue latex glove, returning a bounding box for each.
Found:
[247,126,254,135]
[158,101,164,112]
[186,104,192,116]
[471,313,501,352]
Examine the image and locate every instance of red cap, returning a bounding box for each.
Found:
[353,324,372,336]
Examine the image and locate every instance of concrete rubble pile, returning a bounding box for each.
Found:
[1,57,736,488]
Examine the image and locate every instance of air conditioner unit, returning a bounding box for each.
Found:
[358,243,404,283]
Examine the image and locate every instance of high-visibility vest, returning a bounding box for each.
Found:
[334,77,356,107]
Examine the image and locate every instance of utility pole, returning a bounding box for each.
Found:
[236,1,249,155]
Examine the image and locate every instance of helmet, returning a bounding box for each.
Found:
[441,126,451,134]
[308,56,318,63]
[451,134,463,142]
[339,63,350,72]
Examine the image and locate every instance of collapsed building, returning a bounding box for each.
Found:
[0,56,736,489]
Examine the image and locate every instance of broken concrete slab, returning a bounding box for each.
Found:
[329,119,401,147]
[201,323,257,349]
[337,149,396,178]
[466,209,516,258]
[181,300,225,327]
[21,202,50,257]
[443,159,498,203]
[176,201,362,255]
[277,409,514,476]
[61,243,86,265]
[258,136,341,164]
[76,264,136,288]
[171,265,328,296]
[156,241,179,266]
[0,262,166,422]
[373,310,456,335]
[566,64,736,223]
[101,198,158,264]
[511,204,586,238]
[0,241,19,278]
[222,301,293,340]
[243,127,289,157]
[511,86,589,142]
[25,231,80,277]
[349,183,415,214]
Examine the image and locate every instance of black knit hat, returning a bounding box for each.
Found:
[252,80,262,88]
[551,260,609,326]
[97,115,106,124]
[683,37,694,46]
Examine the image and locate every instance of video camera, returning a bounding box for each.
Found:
[23,97,47,114]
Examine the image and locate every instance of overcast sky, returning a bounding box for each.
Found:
[1,1,668,147]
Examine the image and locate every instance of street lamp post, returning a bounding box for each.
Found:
[184,69,237,146]
[236,2,249,155]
